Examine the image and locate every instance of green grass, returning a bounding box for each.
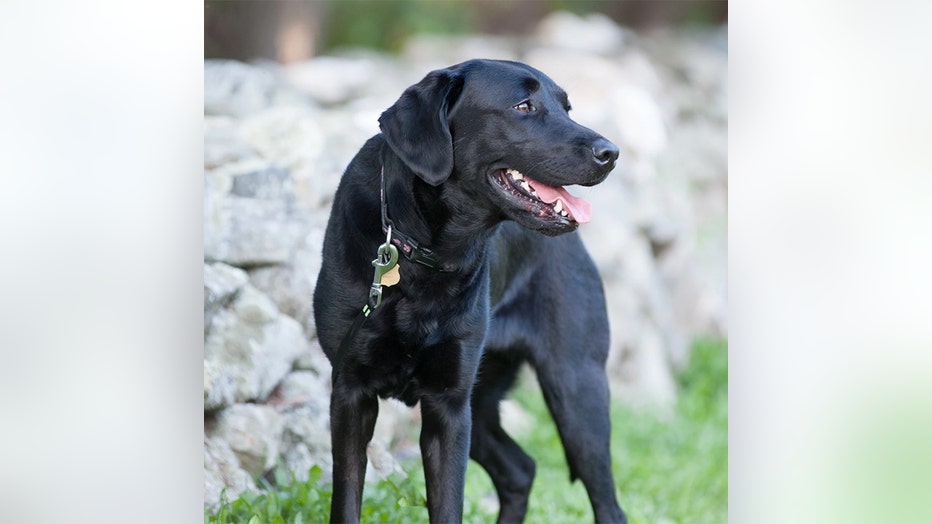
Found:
[207,338,727,523]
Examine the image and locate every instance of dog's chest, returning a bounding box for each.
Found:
[363,329,477,406]
[361,281,489,405]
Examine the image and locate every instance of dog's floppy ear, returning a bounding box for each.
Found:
[379,69,464,186]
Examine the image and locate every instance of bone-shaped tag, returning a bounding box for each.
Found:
[380,264,401,286]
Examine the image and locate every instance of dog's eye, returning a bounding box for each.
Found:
[513,101,535,113]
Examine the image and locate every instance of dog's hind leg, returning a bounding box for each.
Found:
[329,381,379,524]
[470,352,536,523]
[532,352,627,523]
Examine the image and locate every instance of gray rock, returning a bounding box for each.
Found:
[533,11,626,55]
[403,34,520,69]
[367,440,405,481]
[281,56,380,106]
[278,397,410,484]
[293,338,332,377]
[364,400,414,482]
[248,215,327,336]
[204,194,304,266]
[499,399,534,438]
[581,188,687,411]
[204,59,278,117]
[205,117,258,169]
[294,107,376,208]
[212,404,285,477]
[371,399,417,449]
[203,160,306,267]
[235,102,381,210]
[280,403,333,481]
[609,83,668,161]
[238,105,325,182]
[230,163,295,202]
[608,319,677,411]
[204,262,249,335]
[271,371,333,483]
[204,284,309,410]
[204,436,257,511]
[658,119,727,187]
[271,370,330,411]
[260,395,415,487]
[281,442,322,483]
[658,236,728,350]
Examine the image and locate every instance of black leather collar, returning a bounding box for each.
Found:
[380,167,455,272]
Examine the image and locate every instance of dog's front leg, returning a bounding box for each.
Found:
[420,392,472,522]
[329,378,379,524]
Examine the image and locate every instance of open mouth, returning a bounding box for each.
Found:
[493,168,592,224]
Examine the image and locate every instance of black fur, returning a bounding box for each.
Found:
[314,59,625,523]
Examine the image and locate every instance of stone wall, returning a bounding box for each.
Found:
[204,12,726,510]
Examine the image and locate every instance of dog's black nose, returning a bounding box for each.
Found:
[592,139,620,166]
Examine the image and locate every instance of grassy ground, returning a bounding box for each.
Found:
[207,338,727,524]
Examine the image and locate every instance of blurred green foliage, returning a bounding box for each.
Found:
[509,336,728,523]
[207,465,428,524]
[321,0,476,53]
[319,0,726,53]
[206,337,727,523]
[205,1,725,60]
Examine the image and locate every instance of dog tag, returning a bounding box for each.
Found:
[380,264,401,286]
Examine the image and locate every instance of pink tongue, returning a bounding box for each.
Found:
[530,181,592,224]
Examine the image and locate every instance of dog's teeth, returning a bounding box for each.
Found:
[554,200,563,213]
[511,172,523,180]
[520,181,531,192]
[560,209,569,217]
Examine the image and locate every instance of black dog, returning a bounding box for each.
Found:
[314,59,625,523]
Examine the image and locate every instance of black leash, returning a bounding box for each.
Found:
[334,168,452,370]
[332,221,397,371]
[333,301,375,371]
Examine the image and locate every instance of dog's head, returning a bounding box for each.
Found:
[379,59,618,236]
